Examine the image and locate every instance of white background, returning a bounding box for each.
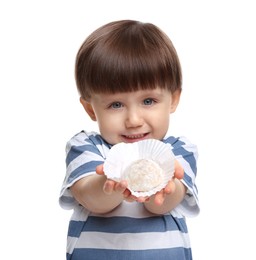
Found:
[1,0,255,259]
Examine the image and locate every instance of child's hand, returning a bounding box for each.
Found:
[96,164,137,201]
[97,160,184,205]
[153,160,184,205]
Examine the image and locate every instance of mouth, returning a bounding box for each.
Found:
[121,133,149,142]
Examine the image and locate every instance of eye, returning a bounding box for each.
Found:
[110,102,123,109]
[143,98,155,106]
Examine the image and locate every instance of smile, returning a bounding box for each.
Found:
[123,133,148,139]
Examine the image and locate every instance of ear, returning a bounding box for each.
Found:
[169,90,181,113]
[80,97,97,121]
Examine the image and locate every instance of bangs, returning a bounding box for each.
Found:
[75,20,182,99]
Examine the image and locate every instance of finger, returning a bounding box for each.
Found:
[96,164,104,175]
[137,196,149,203]
[103,180,115,194]
[124,197,133,202]
[123,190,138,202]
[164,180,176,194]
[154,190,165,205]
[115,180,128,192]
[124,196,136,202]
[174,160,184,179]
[123,188,131,198]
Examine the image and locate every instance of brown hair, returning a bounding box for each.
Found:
[75,20,182,100]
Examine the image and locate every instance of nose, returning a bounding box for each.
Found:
[125,109,143,128]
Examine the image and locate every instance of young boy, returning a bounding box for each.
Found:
[59,20,199,260]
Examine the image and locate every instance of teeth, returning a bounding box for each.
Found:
[126,134,144,139]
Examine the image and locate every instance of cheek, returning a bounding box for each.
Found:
[147,110,170,133]
[150,109,170,123]
[97,114,122,132]
[158,114,170,128]
[150,111,170,132]
[97,115,123,145]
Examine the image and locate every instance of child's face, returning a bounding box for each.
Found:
[81,87,180,145]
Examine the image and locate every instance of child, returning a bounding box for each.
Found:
[59,20,199,260]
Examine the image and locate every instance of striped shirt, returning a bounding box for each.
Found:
[59,131,199,260]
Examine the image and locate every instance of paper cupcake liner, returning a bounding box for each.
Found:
[103,139,175,197]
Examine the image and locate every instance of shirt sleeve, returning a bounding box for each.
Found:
[59,132,106,210]
[164,136,200,217]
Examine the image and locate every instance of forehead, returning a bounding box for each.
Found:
[92,87,170,101]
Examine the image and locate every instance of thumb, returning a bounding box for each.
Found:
[174,160,184,180]
[96,164,104,175]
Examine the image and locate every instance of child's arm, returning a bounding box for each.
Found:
[70,160,186,215]
[70,173,128,214]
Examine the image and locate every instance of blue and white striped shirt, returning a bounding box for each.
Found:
[59,131,199,260]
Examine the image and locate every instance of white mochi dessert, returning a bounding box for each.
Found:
[124,158,164,192]
[103,139,175,197]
